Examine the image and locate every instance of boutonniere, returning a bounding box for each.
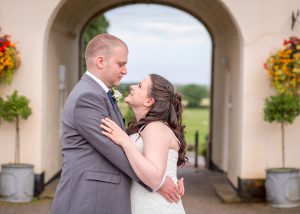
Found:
[112,88,122,102]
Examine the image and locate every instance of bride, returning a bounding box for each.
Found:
[101,74,187,213]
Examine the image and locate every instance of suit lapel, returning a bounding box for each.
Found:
[81,74,125,130]
[107,100,125,130]
[115,104,125,130]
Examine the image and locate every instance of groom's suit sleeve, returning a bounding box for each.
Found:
[73,92,152,192]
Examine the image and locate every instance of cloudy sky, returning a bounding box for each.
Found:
[105,4,212,85]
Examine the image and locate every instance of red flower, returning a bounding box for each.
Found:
[0,41,10,52]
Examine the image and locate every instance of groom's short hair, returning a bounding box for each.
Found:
[85,34,127,61]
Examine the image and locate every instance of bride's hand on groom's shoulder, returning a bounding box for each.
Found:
[100,118,130,147]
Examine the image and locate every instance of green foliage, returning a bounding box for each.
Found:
[0,91,32,164]
[81,15,109,75]
[115,83,136,126]
[264,94,300,124]
[263,38,300,168]
[263,94,300,168]
[177,84,209,108]
[263,37,300,96]
[0,90,32,122]
[0,33,21,85]
[116,83,132,102]
[122,104,135,127]
[118,83,211,108]
[182,107,209,155]
[82,15,109,51]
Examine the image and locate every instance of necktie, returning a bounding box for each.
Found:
[107,90,117,106]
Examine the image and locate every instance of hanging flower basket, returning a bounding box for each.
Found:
[0,32,20,84]
[264,36,300,95]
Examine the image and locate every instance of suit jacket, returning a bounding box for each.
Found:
[50,74,149,214]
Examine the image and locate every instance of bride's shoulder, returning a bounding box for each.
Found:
[141,121,171,145]
[142,121,168,133]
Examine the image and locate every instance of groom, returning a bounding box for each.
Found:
[50,34,181,214]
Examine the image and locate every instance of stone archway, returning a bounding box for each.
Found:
[44,0,242,188]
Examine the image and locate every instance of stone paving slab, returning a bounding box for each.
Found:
[208,171,242,203]
[0,199,51,214]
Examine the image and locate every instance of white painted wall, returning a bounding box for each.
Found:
[0,0,60,175]
[223,0,300,182]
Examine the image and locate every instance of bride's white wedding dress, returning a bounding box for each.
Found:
[129,127,186,214]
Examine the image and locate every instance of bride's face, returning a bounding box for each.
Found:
[125,76,153,108]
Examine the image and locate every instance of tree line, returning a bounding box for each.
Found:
[117,83,210,108]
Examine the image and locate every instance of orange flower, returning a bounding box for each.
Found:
[0,32,20,84]
[264,36,300,95]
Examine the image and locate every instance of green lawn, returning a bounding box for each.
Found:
[182,108,209,154]
[119,103,210,154]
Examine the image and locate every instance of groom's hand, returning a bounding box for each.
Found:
[177,178,185,197]
[157,176,181,203]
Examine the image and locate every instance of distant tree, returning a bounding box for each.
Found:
[178,84,209,108]
[81,15,109,76]
[123,106,135,128]
[115,83,135,127]
[117,83,132,102]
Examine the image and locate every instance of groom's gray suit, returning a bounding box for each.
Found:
[50,74,149,214]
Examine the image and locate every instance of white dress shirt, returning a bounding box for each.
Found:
[86,71,109,93]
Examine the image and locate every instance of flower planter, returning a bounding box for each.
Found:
[0,164,34,202]
[265,168,300,208]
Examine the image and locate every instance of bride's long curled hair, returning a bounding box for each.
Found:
[127,74,187,166]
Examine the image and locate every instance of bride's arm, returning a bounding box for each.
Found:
[101,118,169,190]
[128,122,170,189]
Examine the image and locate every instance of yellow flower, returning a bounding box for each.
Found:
[0,33,20,84]
[293,68,300,73]
[264,36,300,95]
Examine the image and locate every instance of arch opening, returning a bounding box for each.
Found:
[44,0,243,188]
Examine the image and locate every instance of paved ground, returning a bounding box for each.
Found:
[179,166,300,214]
[1,163,300,214]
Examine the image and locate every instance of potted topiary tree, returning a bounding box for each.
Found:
[263,94,300,208]
[263,36,300,208]
[0,90,33,202]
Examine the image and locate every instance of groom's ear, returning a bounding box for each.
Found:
[144,97,154,107]
[95,56,105,69]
